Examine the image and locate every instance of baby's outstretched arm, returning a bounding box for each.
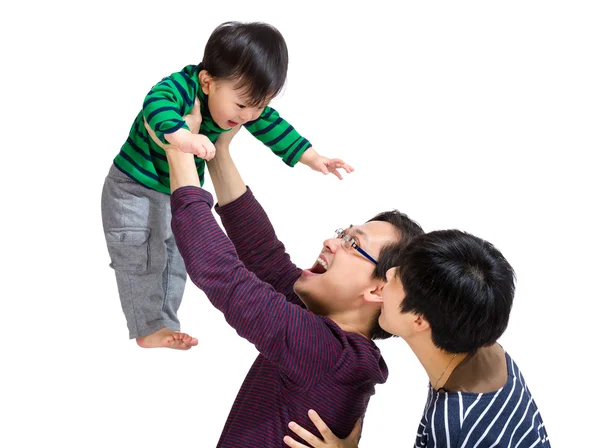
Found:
[244,106,353,178]
[299,148,354,180]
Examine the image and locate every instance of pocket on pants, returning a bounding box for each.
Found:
[105,228,150,272]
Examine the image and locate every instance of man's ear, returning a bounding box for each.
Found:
[198,70,213,95]
[413,314,430,333]
[363,281,384,303]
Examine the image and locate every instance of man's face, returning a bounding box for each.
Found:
[378,268,416,337]
[199,72,267,130]
[293,221,400,314]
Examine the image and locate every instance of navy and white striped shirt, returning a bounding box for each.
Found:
[415,352,550,447]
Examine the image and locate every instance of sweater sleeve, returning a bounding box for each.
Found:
[215,187,304,307]
[142,69,197,144]
[244,107,312,167]
[171,186,342,387]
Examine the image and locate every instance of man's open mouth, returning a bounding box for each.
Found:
[309,257,329,274]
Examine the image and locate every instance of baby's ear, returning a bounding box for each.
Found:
[198,70,212,94]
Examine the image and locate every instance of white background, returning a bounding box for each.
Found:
[1,1,598,446]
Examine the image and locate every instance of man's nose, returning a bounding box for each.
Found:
[323,237,341,254]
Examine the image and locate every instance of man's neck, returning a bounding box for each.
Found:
[327,310,373,340]
[444,344,507,393]
[406,336,468,390]
[301,297,376,340]
[407,337,508,393]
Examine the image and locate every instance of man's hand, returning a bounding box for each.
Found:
[283,409,361,448]
[183,98,202,134]
[299,148,354,180]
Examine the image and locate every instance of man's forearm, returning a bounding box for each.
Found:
[206,142,247,206]
[166,149,200,192]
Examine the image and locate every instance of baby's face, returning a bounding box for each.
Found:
[200,74,267,130]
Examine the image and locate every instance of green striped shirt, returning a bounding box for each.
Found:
[114,64,312,194]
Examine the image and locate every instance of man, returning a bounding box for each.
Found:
[151,109,424,447]
[282,231,551,447]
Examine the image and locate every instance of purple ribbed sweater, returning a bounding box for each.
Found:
[171,186,387,447]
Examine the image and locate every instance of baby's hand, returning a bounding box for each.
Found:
[299,148,354,180]
[180,133,216,161]
[144,99,213,159]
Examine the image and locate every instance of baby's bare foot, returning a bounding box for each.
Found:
[136,328,198,350]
